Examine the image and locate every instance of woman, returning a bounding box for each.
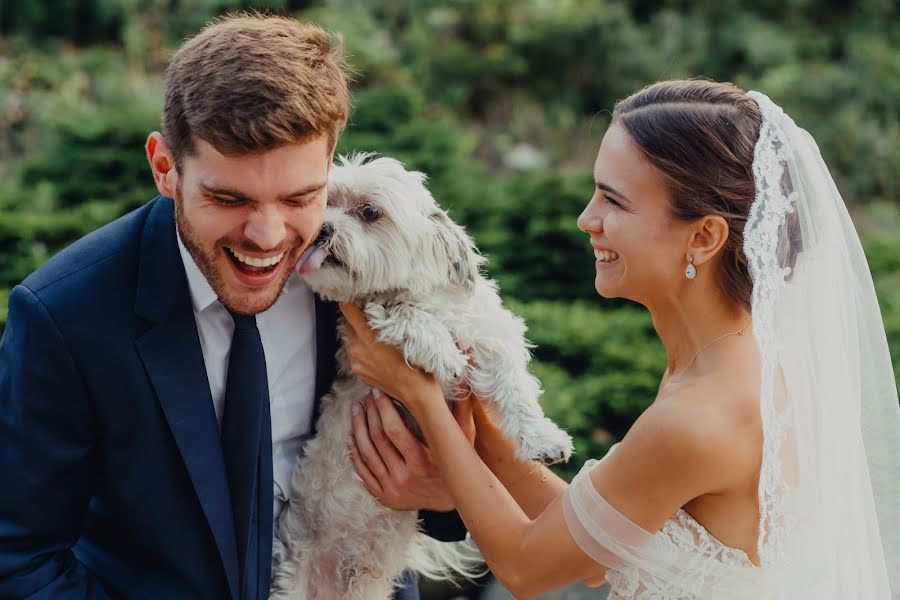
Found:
[339,80,900,599]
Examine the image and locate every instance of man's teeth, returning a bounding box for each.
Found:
[594,249,619,262]
[229,248,284,268]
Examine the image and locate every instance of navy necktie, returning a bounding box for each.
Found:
[222,311,273,600]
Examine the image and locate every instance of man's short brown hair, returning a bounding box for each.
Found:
[163,13,351,168]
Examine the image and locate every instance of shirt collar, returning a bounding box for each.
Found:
[176,227,220,314]
[176,225,300,314]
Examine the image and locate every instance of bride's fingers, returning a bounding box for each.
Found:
[339,302,362,332]
[452,397,476,445]
[454,380,471,402]
[339,303,375,344]
[350,398,390,484]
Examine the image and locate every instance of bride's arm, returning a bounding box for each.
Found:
[379,387,607,595]
[341,304,740,598]
[351,391,608,590]
[404,388,740,597]
[469,401,568,519]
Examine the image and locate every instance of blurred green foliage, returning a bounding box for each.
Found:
[1,0,898,477]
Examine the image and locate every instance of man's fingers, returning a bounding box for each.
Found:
[364,393,406,476]
[371,390,429,469]
[371,389,416,449]
[348,435,384,498]
[350,398,390,482]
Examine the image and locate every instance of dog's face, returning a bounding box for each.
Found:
[296,154,483,302]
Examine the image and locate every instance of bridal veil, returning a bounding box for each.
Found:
[563,91,900,599]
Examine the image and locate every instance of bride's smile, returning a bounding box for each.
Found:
[342,79,900,600]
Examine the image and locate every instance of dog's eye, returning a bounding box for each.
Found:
[359,204,382,223]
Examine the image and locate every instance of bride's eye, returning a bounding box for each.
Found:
[604,195,620,207]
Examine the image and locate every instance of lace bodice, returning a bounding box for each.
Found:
[563,455,765,599]
[604,504,757,599]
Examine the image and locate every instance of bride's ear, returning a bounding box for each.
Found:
[687,215,729,266]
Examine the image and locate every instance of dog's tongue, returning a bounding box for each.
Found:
[295,246,328,274]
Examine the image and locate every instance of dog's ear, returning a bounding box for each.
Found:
[429,210,480,291]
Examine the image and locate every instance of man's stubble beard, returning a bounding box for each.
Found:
[174,189,299,316]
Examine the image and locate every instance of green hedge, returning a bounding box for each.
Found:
[0,1,897,473]
[512,300,664,476]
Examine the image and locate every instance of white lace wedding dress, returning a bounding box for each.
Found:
[603,509,755,599]
[560,89,900,599]
[564,452,765,600]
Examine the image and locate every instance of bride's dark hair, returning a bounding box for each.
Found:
[613,79,762,311]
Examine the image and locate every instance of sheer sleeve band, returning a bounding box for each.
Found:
[562,459,654,569]
[562,457,767,598]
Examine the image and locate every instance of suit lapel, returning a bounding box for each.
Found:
[134,197,239,600]
[312,296,339,433]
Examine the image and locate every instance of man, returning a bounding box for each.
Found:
[0,15,464,600]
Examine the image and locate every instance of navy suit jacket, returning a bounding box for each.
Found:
[0,197,465,599]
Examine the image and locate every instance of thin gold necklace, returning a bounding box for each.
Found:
[670,321,751,379]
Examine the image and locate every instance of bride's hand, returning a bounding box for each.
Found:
[468,389,521,465]
[339,303,443,409]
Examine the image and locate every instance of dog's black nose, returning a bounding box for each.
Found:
[317,223,334,245]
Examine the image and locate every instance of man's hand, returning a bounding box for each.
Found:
[348,388,475,512]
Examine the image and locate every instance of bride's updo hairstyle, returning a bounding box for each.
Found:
[612,80,762,311]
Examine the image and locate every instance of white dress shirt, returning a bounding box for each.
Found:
[176,232,318,532]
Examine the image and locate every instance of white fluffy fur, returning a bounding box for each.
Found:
[270,154,573,599]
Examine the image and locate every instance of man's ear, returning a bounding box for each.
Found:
[146,132,179,198]
[687,215,729,267]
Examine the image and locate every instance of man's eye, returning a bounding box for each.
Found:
[211,196,243,206]
[359,204,382,222]
[283,196,311,207]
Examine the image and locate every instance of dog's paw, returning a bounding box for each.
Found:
[428,347,469,383]
[514,419,574,465]
[362,301,467,383]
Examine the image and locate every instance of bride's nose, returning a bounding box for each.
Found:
[577,195,603,233]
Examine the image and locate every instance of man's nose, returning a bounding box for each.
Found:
[244,206,287,251]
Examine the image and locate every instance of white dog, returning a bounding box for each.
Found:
[270,154,574,599]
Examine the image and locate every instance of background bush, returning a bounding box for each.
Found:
[1,0,897,473]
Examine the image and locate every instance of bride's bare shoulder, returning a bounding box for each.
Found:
[621,375,762,492]
[589,378,762,530]
[663,368,761,431]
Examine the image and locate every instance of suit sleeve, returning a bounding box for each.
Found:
[0,285,112,599]
[419,509,468,542]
